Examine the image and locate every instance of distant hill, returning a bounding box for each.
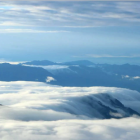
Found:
[23,60,56,65]
[0,63,55,82]
[1,62,140,92]
[23,60,94,66]
[62,60,94,66]
[99,63,140,76]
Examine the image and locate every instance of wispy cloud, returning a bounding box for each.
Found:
[2,0,140,1]
[88,54,140,58]
[73,54,140,58]
[0,1,140,27]
[0,29,69,33]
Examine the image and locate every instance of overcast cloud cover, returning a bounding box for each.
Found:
[0,81,140,139]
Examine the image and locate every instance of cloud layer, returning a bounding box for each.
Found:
[0,1,140,30]
[0,81,140,114]
[0,81,140,139]
[0,117,140,140]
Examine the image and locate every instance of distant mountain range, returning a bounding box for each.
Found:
[1,60,140,120]
[24,60,56,65]
[0,63,53,82]
[1,60,140,92]
[23,60,94,66]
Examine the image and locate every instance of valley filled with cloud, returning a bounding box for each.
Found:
[0,0,140,139]
[0,81,140,140]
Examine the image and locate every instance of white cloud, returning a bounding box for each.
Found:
[122,75,130,79]
[109,112,123,118]
[23,64,69,70]
[0,21,24,26]
[0,81,139,139]
[0,29,69,33]
[2,0,140,1]
[133,76,140,79]
[0,81,139,115]
[0,117,140,140]
[46,76,56,82]
[0,107,87,121]
[0,61,26,64]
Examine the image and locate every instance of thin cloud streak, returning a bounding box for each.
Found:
[0,29,69,33]
[73,54,140,58]
[2,0,140,1]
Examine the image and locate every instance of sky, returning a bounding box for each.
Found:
[0,0,140,63]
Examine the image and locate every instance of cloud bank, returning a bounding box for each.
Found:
[0,81,140,114]
[0,81,140,139]
[0,117,140,140]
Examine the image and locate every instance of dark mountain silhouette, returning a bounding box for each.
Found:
[62,60,94,66]
[0,62,140,91]
[99,63,140,76]
[52,65,140,91]
[0,63,54,82]
[23,60,56,65]
[23,60,94,66]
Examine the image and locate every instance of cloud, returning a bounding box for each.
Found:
[46,76,56,82]
[73,54,140,59]
[2,0,140,1]
[0,107,87,121]
[0,61,26,64]
[0,29,69,33]
[86,54,140,58]
[0,81,140,116]
[109,112,124,118]
[122,75,130,79]
[0,117,140,140]
[0,1,140,28]
[133,76,140,79]
[23,64,69,70]
[0,81,140,139]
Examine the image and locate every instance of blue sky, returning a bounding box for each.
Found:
[0,1,140,63]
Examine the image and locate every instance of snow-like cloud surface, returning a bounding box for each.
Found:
[0,117,140,140]
[0,81,140,113]
[23,64,69,70]
[0,81,140,139]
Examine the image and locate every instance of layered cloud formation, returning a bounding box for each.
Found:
[0,81,140,139]
[0,81,140,115]
[0,1,140,28]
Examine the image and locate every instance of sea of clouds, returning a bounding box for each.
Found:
[0,81,140,140]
